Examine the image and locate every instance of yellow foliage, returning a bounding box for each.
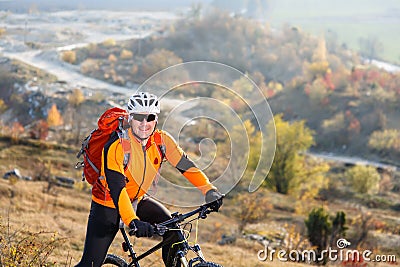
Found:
[61,50,76,64]
[142,49,182,77]
[120,49,133,60]
[108,53,117,63]
[312,37,327,62]
[307,77,330,103]
[267,81,283,91]
[232,76,253,97]
[47,104,63,127]
[322,112,345,134]
[0,99,7,113]
[0,217,64,266]
[68,89,85,107]
[305,61,329,80]
[80,58,99,74]
[131,65,139,75]
[102,38,116,47]
[346,165,380,194]
[234,190,272,232]
[368,129,400,151]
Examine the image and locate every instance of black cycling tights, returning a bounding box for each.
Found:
[75,197,183,267]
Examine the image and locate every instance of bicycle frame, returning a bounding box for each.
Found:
[118,205,212,267]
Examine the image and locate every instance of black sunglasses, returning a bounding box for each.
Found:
[132,113,157,122]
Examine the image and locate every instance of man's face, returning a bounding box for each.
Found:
[130,113,157,140]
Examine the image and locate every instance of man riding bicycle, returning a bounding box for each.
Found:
[75,92,223,267]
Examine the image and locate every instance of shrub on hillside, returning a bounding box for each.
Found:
[0,217,65,266]
[345,165,380,194]
[233,191,272,233]
[61,50,76,64]
[305,208,347,263]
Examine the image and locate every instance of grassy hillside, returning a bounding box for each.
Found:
[0,7,399,266]
[0,175,311,266]
[0,140,399,266]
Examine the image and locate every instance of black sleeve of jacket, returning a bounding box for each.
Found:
[103,132,126,210]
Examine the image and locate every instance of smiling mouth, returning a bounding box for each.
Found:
[139,126,151,132]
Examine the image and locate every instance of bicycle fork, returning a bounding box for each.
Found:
[175,244,206,267]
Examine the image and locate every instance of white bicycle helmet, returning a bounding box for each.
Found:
[127,92,160,114]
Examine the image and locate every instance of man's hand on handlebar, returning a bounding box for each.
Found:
[205,189,224,212]
[129,219,154,238]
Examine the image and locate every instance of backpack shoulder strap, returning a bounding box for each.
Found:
[116,129,131,170]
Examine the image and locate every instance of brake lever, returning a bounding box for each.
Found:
[199,206,211,219]
[154,224,168,236]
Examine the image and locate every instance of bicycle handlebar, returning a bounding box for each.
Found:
[128,199,222,237]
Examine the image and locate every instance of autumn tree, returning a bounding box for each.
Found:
[0,27,6,37]
[61,50,76,64]
[10,122,24,143]
[69,88,85,108]
[368,129,400,154]
[231,76,254,99]
[234,190,272,233]
[80,59,100,75]
[345,165,380,194]
[0,99,7,113]
[29,120,49,140]
[47,104,63,127]
[141,49,183,78]
[102,38,116,47]
[265,115,329,198]
[120,49,133,60]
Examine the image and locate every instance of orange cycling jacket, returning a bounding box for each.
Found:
[93,128,216,226]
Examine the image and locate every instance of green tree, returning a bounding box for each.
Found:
[305,208,347,262]
[330,211,347,246]
[345,165,380,194]
[305,207,331,256]
[265,115,321,195]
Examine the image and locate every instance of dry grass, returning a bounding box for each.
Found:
[0,179,312,267]
[0,140,399,266]
[1,178,398,266]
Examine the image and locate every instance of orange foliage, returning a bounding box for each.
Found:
[11,122,24,140]
[29,120,49,140]
[47,104,63,127]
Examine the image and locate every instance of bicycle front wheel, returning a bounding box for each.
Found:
[102,254,128,267]
[193,262,223,267]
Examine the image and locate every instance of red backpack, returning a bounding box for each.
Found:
[76,107,130,185]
